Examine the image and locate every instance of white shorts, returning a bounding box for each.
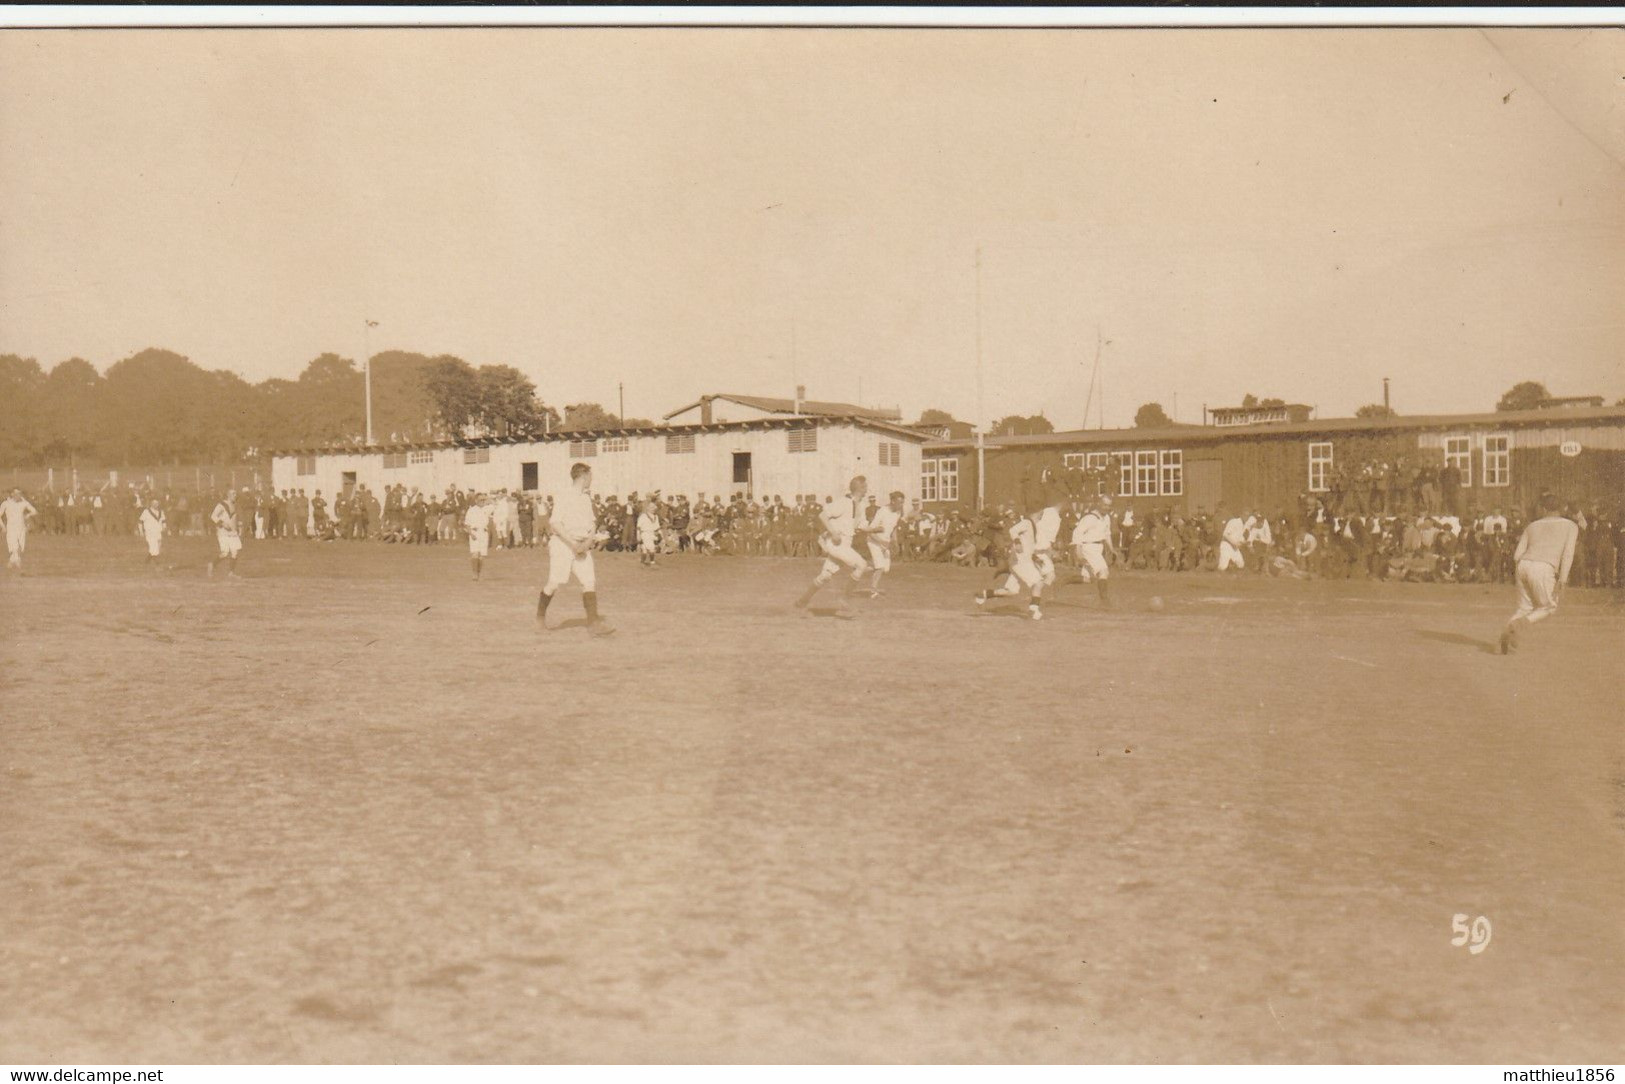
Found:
[1034,551,1056,587]
[1218,540,1245,570]
[6,528,24,563]
[819,537,869,579]
[1005,552,1042,591]
[468,531,489,558]
[217,530,242,558]
[546,535,596,593]
[1073,543,1109,581]
[639,534,658,554]
[866,539,892,573]
[1513,560,1559,623]
[143,533,163,557]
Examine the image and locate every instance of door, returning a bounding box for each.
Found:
[732,452,752,491]
[1185,459,1222,514]
[521,462,538,492]
[341,471,357,498]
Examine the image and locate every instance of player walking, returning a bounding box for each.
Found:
[794,475,871,615]
[209,489,243,578]
[462,493,491,580]
[138,499,167,568]
[2,487,38,573]
[1499,492,1579,655]
[537,463,613,636]
[637,498,661,569]
[864,490,905,596]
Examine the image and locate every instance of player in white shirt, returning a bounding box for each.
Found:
[1066,495,1117,609]
[138,499,167,566]
[1217,507,1248,572]
[537,463,612,635]
[975,500,1049,620]
[209,490,243,578]
[462,493,492,580]
[863,490,906,596]
[794,475,871,615]
[1499,492,1580,655]
[637,499,661,569]
[2,488,39,572]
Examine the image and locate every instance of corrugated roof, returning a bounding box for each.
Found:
[270,413,931,457]
[663,393,903,421]
[923,405,1625,452]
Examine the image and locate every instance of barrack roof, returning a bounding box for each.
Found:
[663,393,903,422]
[922,405,1625,452]
[271,413,932,457]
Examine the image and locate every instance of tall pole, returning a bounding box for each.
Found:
[364,319,378,445]
[618,382,624,424]
[975,245,985,511]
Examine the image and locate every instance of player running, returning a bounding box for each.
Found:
[138,499,167,568]
[863,489,905,597]
[974,500,1049,620]
[537,463,613,636]
[462,493,491,580]
[2,487,38,574]
[1498,492,1579,655]
[209,489,243,578]
[1064,495,1116,609]
[794,475,871,616]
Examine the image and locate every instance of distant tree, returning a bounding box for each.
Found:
[989,413,1055,438]
[291,353,365,445]
[916,407,975,439]
[1240,393,1259,409]
[1134,402,1173,428]
[1617,396,1625,407]
[421,356,482,437]
[38,356,108,462]
[0,355,45,465]
[558,402,622,431]
[475,364,553,437]
[1354,403,1396,419]
[620,417,655,428]
[1496,381,1550,413]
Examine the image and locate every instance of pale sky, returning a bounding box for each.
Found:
[2,28,1622,428]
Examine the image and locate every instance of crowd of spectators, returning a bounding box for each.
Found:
[13,477,1623,588]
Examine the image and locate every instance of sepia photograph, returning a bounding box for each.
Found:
[1,11,1622,1071]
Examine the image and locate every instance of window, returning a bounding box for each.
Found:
[787,428,818,454]
[1135,451,1159,496]
[382,452,408,470]
[1443,436,1472,487]
[1159,450,1183,496]
[409,450,433,465]
[878,441,900,467]
[1482,433,1510,487]
[1112,451,1134,497]
[666,434,696,455]
[1063,452,1084,471]
[462,448,490,465]
[1308,442,1333,493]
[921,457,960,502]
[569,439,598,458]
[602,437,629,454]
[296,456,315,476]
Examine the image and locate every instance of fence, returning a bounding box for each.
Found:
[4,460,272,494]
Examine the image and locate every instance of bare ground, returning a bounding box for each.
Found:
[1,536,1621,1063]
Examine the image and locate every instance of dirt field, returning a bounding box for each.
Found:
[2,535,1621,1064]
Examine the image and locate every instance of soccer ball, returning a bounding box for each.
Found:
[1148,596,1164,612]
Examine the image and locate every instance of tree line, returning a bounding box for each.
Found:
[0,348,653,468]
